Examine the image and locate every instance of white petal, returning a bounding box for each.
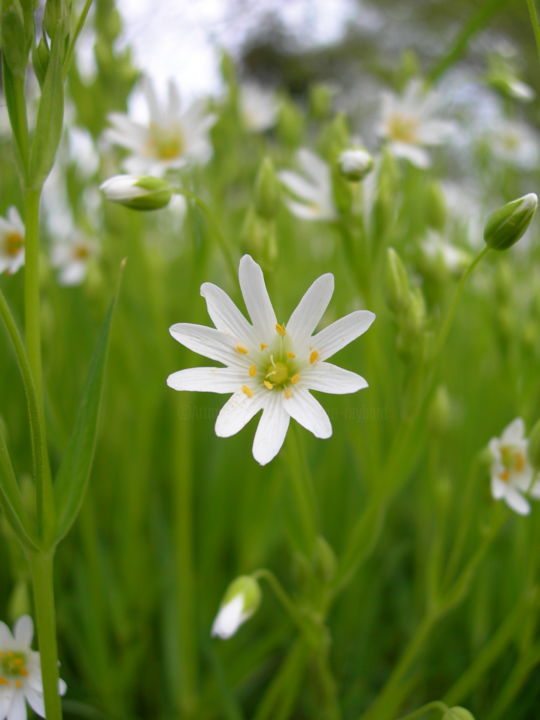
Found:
[390,142,431,168]
[286,273,334,342]
[238,255,277,337]
[7,692,26,720]
[529,481,540,500]
[211,595,245,639]
[0,621,14,646]
[285,199,331,221]
[200,282,257,345]
[14,616,33,648]
[0,687,14,716]
[58,679,67,697]
[24,688,44,718]
[167,367,246,393]
[169,323,241,367]
[312,310,375,361]
[278,170,320,204]
[284,389,332,439]
[491,476,507,500]
[304,362,368,394]
[501,417,525,443]
[297,148,328,184]
[252,394,290,465]
[505,488,530,516]
[215,391,264,438]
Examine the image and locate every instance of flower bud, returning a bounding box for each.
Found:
[428,385,452,434]
[385,247,410,314]
[528,419,540,473]
[100,175,173,211]
[254,157,281,220]
[314,536,337,582]
[484,193,537,251]
[32,36,50,87]
[0,0,28,77]
[338,147,374,182]
[425,182,447,231]
[211,576,261,640]
[442,707,475,720]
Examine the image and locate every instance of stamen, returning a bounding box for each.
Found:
[263,380,273,390]
[15,680,22,688]
[0,677,8,685]
[309,350,319,364]
[287,352,296,358]
[499,470,510,482]
[249,364,257,377]
[242,385,253,398]
[284,389,292,399]
[260,343,268,350]
[291,374,300,384]
[235,345,249,354]
[275,324,287,336]
[515,453,525,472]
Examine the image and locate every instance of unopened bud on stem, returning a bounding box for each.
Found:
[100,175,173,211]
[484,193,537,251]
[338,147,374,182]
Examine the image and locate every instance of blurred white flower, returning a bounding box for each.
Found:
[105,77,216,175]
[239,83,278,132]
[489,418,540,515]
[52,236,96,286]
[279,149,336,221]
[168,255,374,465]
[420,232,471,275]
[100,174,173,210]
[0,208,25,276]
[487,119,539,169]
[379,80,455,168]
[0,615,66,719]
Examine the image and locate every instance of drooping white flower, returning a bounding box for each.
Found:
[278,149,336,221]
[0,615,66,719]
[51,236,96,286]
[167,255,375,465]
[211,576,261,640]
[105,77,216,175]
[489,418,540,515]
[0,208,25,276]
[379,80,455,168]
[239,83,278,132]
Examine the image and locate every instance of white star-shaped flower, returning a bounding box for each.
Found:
[379,80,455,168]
[105,77,216,175]
[167,255,375,465]
[489,418,540,515]
[0,207,25,276]
[51,235,96,286]
[279,149,336,221]
[0,615,66,719]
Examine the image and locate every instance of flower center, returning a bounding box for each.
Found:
[73,243,90,260]
[148,124,184,160]
[387,113,419,144]
[265,359,290,386]
[500,445,526,480]
[0,651,29,681]
[4,232,23,257]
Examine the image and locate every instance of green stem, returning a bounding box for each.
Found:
[527,0,540,64]
[64,0,94,71]
[28,551,63,720]
[284,427,317,558]
[24,187,44,397]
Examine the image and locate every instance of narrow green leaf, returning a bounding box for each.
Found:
[28,27,64,185]
[53,279,121,544]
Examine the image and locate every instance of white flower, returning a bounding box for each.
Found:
[420,232,471,275]
[489,418,540,515]
[487,119,539,170]
[278,149,336,221]
[211,576,261,640]
[105,77,216,175]
[167,255,375,465]
[0,208,25,276]
[239,83,278,132]
[379,80,455,168]
[0,615,66,719]
[51,236,96,286]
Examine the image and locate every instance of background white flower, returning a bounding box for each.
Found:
[52,236,96,286]
[168,254,374,465]
[105,77,216,175]
[0,615,66,720]
[379,80,455,168]
[239,83,279,132]
[279,149,336,221]
[0,208,25,276]
[489,418,540,515]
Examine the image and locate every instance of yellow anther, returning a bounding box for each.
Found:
[0,677,8,686]
[287,352,296,358]
[263,380,273,390]
[235,345,249,354]
[515,453,525,472]
[260,343,268,350]
[249,364,257,377]
[309,350,319,364]
[284,389,293,399]
[242,385,253,398]
[499,470,510,482]
[291,374,300,385]
[275,324,287,336]
[15,680,22,688]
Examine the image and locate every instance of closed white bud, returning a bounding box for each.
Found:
[211,576,261,640]
[100,175,173,211]
[338,147,374,181]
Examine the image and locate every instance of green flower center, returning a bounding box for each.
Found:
[149,125,184,161]
[501,445,525,474]
[0,650,28,679]
[387,113,419,144]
